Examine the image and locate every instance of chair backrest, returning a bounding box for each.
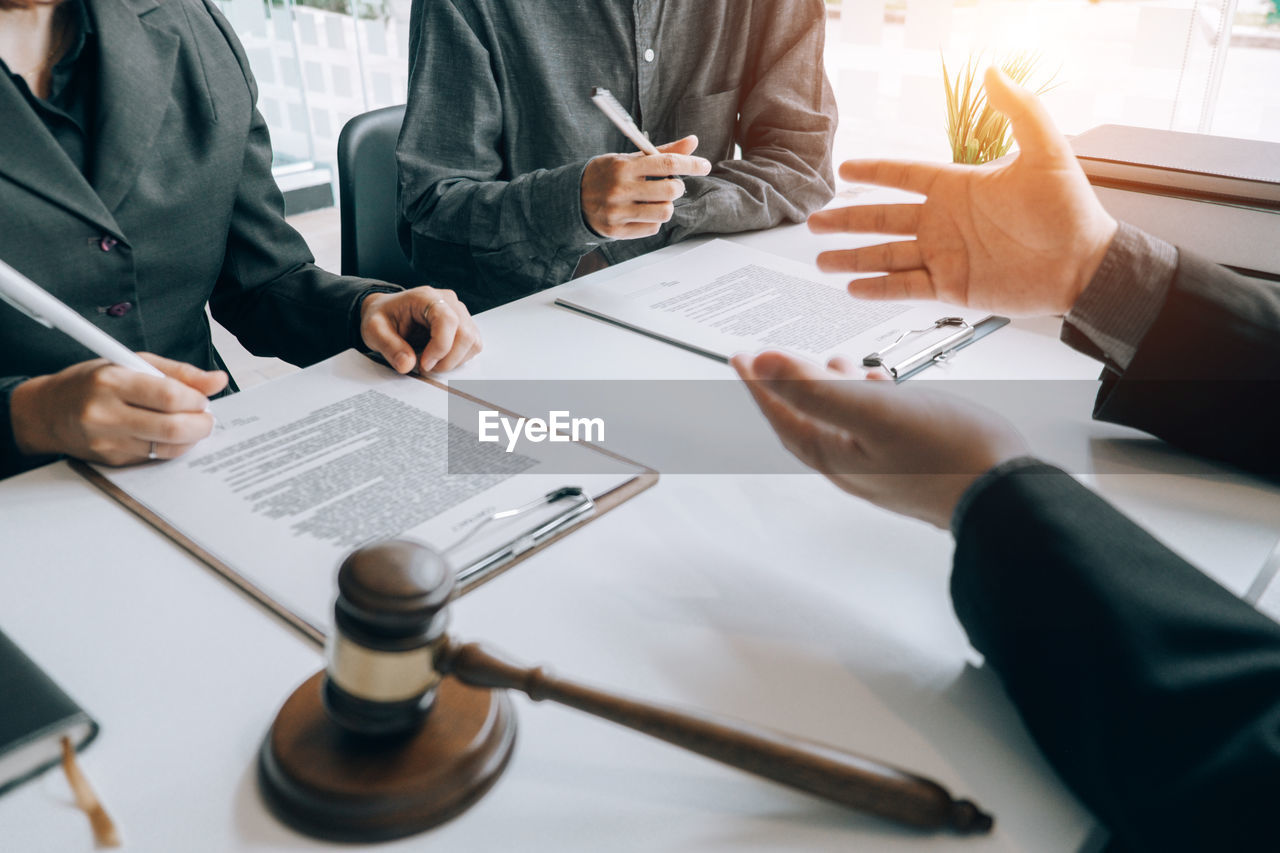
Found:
[337,104,418,286]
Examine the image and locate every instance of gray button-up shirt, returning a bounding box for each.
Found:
[397,0,837,312]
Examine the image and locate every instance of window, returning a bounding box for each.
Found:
[216,0,411,210]
[825,0,1280,162]
[215,0,1280,204]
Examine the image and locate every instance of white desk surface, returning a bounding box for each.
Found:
[3,215,1279,853]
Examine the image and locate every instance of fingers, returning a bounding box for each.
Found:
[632,177,687,203]
[655,135,700,156]
[80,400,212,466]
[617,201,676,224]
[114,363,220,413]
[359,289,483,374]
[119,406,217,447]
[134,353,225,405]
[731,354,849,474]
[415,291,481,372]
[418,299,460,371]
[581,152,697,238]
[133,438,202,463]
[826,355,861,376]
[826,355,891,382]
[982,66,1072,167]
[632,151,712,178]
[817,240,923,274]
[809,204,922,236]
[746,351,894,437]
[846,270,940,302]
[608,222,665,240]
[837,159,942,195]
[363,309,417,373]
[592,203,675,231]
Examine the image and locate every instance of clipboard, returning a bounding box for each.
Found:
[72,368,658,648]
[863,315,1010,381]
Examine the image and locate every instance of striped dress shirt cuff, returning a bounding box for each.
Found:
[1061,221,1178,370]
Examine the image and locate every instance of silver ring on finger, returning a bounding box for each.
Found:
[148,440,159,461]
[424,298,448,323]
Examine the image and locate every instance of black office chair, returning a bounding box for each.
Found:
[336,104,419,286]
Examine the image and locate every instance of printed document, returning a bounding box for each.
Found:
[555,240,987,363]
[94,351,643,635]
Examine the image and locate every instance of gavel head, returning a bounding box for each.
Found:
[261,540,517,841]
[323,540,454,737]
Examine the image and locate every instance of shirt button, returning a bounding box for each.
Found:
[105,302,133,317]
[99,236,118,252]
[643,48,655,62]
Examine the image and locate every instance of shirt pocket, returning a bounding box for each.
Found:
[673,87,741,164]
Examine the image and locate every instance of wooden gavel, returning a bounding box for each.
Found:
[259,541,993,842]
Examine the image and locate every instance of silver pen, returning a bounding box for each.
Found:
[590,87,661,155]
[0,257,214,415]
[0,257,166,378]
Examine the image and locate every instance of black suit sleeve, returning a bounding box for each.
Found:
[1082,250,1280,478]
[200,0,399,367]
[951,460,1280,852]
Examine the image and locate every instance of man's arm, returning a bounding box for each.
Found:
[732,351,1280,849]
[953,461,1280,851]
[603,0,837,266]
[1058,226,1280,476]
[395,0,603,310]
[804,64,1280,478]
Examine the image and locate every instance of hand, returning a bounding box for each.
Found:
[10,354,226,466]
[580,136,712,239]
[808,67,1118,317]
[360,286,481,374]
[731,351,1028,529]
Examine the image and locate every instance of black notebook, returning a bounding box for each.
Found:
[0,627,98,797]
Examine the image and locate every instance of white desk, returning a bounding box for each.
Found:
[3,221,1279,853]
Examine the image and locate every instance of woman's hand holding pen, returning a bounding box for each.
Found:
[580,136,712,240]
[9,354,226,466]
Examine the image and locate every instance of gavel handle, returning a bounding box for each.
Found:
[438,641,993,834]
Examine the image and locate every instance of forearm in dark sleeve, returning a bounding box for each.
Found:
[396,0,602,307]
[204,5,398,366]
[1083,251,1280,476]
[0,376,57,480]
[951,461,1280,851]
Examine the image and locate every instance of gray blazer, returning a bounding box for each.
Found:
[0,0,392,477]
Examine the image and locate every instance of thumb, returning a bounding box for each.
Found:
[657,134,699,156]
[983,66,1072,168]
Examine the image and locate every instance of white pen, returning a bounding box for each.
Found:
[0,256,167,379]
[590,87,661,156]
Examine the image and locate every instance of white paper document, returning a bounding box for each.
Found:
[555,240,989,365]
[95,351,644,636]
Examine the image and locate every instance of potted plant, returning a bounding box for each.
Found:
[943,51,1057,164]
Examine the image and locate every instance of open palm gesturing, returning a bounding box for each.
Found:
[808,67,1118,317]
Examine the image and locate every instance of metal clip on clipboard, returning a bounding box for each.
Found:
[441,486,596,593]
[863,317,976,380]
